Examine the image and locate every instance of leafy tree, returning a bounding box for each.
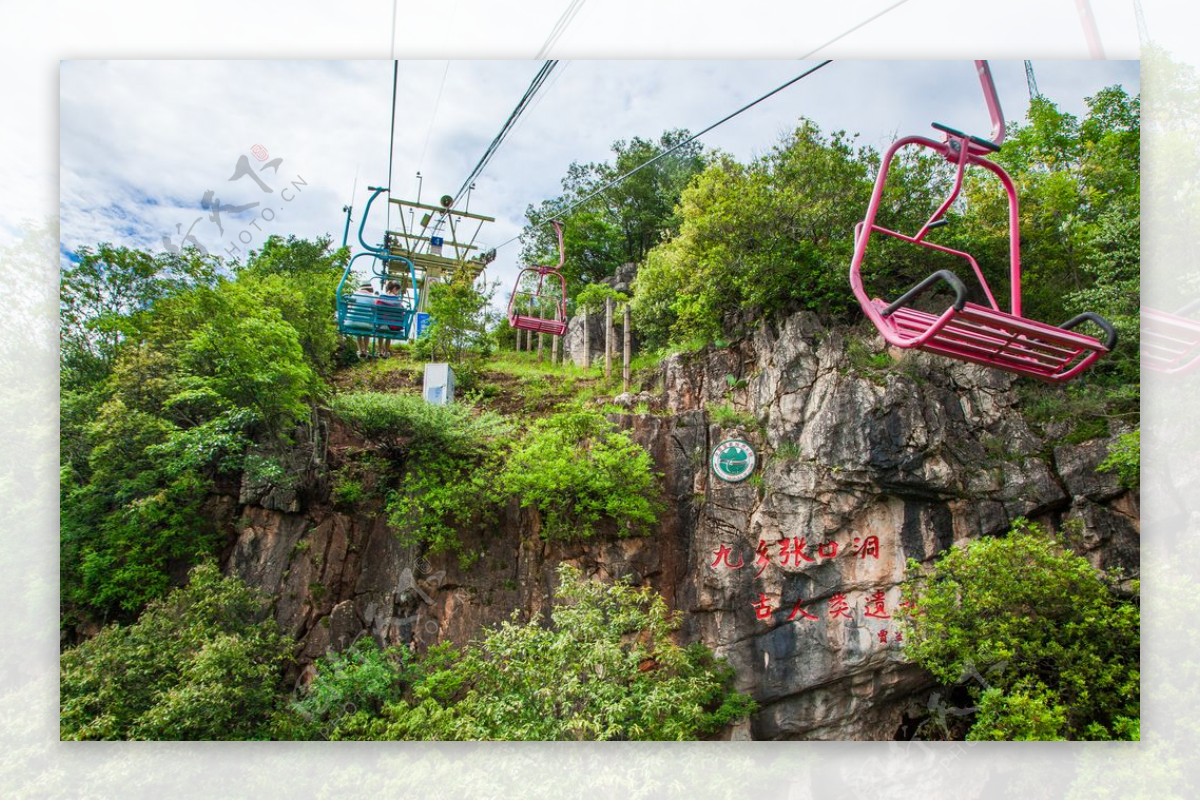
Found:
[500,410,660,541]
[419,279,497,362]
[60,563,293,740]
[333,565,755,740]
[573,283,629,314]
[632,123,891,349]
[522,129,706,296]
[60,244,219,390]
[61,237,337,627]
[234,234,348,378]
[900,520,1139,740]
[954,87,1140,381]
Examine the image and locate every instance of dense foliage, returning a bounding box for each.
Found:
[279,637,412,739]
[329,565,754,740]
[416,279,497,363]
[60,563,292,740]
[631,123,892,349]
[501,410,661,540]
[61,236,344,627]
[900,521,1139,740]
[331,391,512,564]
[330,394,661,560]
[521,129,706,297]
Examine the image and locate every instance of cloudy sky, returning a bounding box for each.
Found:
[59,57,1137,302]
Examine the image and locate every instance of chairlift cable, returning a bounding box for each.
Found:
[494,59,834,253]
[536,0,587,60]
[387,60,399,232]
[450,60,559,210]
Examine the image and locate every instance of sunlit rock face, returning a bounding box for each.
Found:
[224,310,1138,740]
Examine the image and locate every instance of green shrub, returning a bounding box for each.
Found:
[329,392,509,457]
[900,520,1139,740]
[499,411,661,541]
[286,637,410,739]
[1098,429,1139,490]
[331,474,365,506]
[708,402,756,430]
[334,565,755,740]
[330,393,511,564]
[60,563,292,740]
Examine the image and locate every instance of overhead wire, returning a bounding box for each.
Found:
[796,0,913,59]
[536,0,586,60]
[386,60,399,232]
[492,59,835,253]
[449,60,559,210]
[417,61,453,179]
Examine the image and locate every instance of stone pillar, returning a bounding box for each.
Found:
[604,296,613,380]
[582,308,590,369]
[623,304,631,392]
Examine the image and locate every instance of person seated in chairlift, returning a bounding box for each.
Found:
[350,281,376,359]
[375,280,404,358]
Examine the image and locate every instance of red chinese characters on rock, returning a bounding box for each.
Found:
[863,590,889,620]
[759,589,902,640]
[817,540,839,560]
[707,532,882,574]
[787,598,819,622]
[779,537,816,567]
[753,593,775,621]
[709,544,744,570]
[852,535,881,560]
[827,593,853,619]
[754,539,772,578]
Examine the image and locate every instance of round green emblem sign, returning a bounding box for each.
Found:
[711,439,756,482]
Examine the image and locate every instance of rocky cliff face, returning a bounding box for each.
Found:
[223,311,1138,740]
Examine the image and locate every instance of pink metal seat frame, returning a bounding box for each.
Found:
[508,219,568,338]
[849,61,1115,383]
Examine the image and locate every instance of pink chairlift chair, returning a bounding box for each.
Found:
[848,61,1116,383]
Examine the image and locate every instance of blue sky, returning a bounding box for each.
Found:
[59,58,1138,301]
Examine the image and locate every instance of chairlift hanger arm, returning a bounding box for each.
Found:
[974,60,1004,147]
[550,219,565,270]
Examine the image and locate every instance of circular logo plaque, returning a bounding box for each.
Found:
[711,439,757,482]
